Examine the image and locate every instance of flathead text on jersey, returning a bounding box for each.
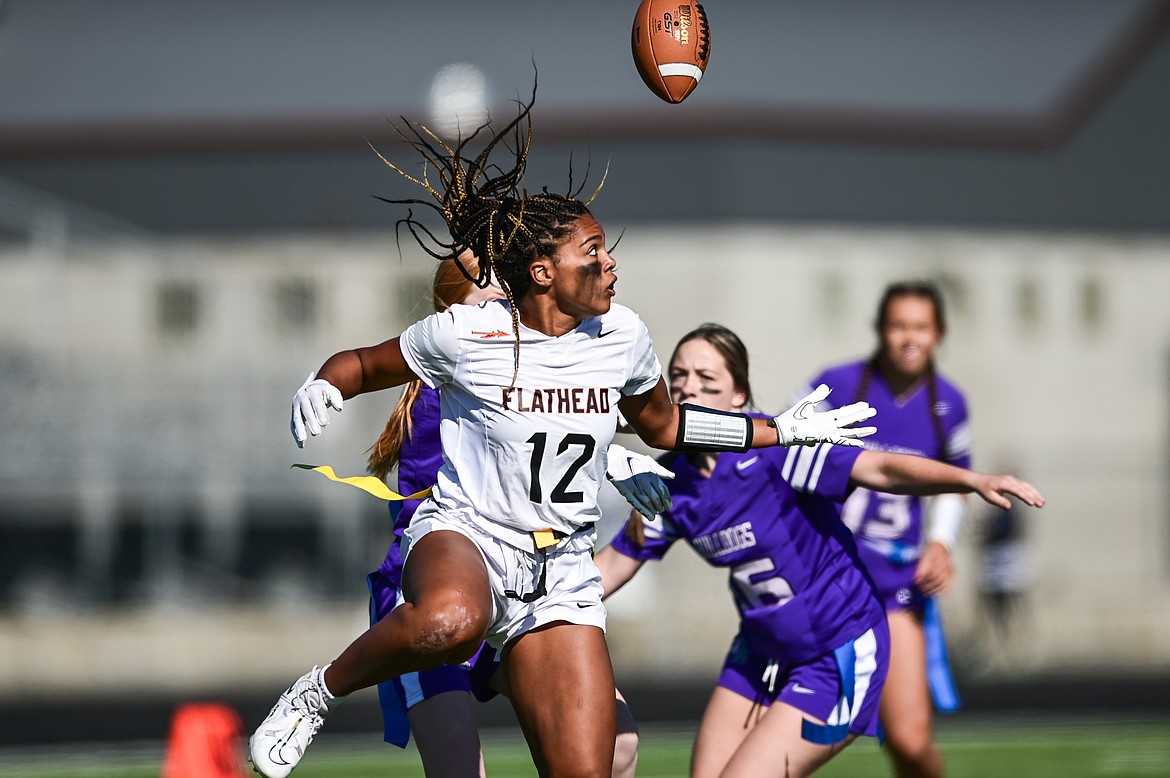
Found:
[500,387,612,414]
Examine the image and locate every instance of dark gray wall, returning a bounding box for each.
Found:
[1,0,1167,235]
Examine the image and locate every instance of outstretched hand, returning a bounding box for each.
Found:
[290,372,344,448]
[971,474,1045,511]
[606,443,674,518]
[772,384,877,447]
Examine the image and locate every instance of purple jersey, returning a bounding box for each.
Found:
[609,436,884,665]
[373,385,443,589]
[804,361,970,611]
[806,361,970,552]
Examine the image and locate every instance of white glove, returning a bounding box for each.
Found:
[290,371,344,448]
[772,384,877,447]
[606,443,674,517]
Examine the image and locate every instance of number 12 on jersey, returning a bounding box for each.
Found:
[527,432,596,504]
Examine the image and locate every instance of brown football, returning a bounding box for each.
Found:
[631,0,711,104]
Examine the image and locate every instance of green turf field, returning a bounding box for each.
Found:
[1,716,1166,777]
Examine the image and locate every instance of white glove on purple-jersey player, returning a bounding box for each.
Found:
[772,384,877,447]
[606,443,674,517]
[290,372,344,448]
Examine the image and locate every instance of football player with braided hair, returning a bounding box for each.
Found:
[364,252,645,778]
[248,83,878,778]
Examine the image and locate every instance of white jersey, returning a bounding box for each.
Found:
[400,299,662,546]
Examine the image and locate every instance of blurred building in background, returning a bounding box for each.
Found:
[1,0,1169,705]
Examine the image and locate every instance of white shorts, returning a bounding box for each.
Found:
[402,507,606,651]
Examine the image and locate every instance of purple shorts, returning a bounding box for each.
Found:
[858,543,926,614]
[716,620,891,740]
[367,568,497,747]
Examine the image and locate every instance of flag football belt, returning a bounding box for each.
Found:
[295,464,593,604]
[505,527,571,603]
[504,524,597,603]
[292,464,433,501]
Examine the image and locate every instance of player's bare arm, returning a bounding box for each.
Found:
[849,451,1045,510]
[617,376,856,449]
[594,546,645,599]
[291,339,421,448]
[916,492,966,594]
[316,338,419,397]
[617,379,680,448]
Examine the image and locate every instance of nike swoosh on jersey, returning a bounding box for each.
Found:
[736,456,760,471]
[791,683,816,695]
[597,328,617,338]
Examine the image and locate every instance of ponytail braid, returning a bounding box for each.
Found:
[852,353,880,406]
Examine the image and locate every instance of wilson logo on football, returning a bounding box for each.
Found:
[631,0,711,103]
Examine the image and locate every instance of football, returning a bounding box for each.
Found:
[631,0,711,104]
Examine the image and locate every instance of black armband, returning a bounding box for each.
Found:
[674,404,754,452]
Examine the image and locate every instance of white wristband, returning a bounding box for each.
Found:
[676,404,752,451]
[927,493,966,550]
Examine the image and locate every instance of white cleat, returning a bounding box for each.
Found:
[248,665,334,778]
